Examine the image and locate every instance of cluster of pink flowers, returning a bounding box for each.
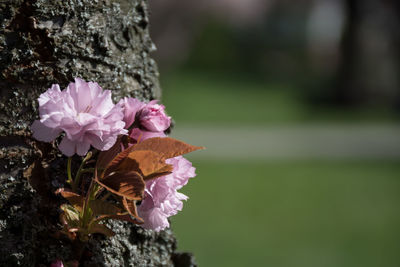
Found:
[119,96,195,231]
[32,78,196,232]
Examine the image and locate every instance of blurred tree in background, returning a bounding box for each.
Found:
[333,0,400,108]
[150,0,400,118]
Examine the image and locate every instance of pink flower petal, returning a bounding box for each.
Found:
[140,207,170,232]
[137,156,196,232]
[31,78,126,156]
[58,136,76,157]
[31,120,62,142]
[118,97,146,129]
[76,140,91,156]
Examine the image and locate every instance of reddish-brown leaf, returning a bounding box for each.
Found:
[89,199,122,217]
[102,144,137,178]
[143,164,174,181]
[56,188,84,209]
[118,150,173,178]
[95,171,145,201]
[132,137,204,160]
[96,138,122,174]
[122,197,143,221]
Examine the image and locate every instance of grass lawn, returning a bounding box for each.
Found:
[161,70,400,266]
[171,159,400,267]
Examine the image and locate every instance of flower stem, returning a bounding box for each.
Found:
[81,179,97,230]
[67,157,73,185]
[72,152,92,192]
[72,163,84,192]
[80,168,95,174]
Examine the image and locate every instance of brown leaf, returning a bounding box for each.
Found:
[95,171,145,201]
[132,137,204,160]
[118,150,173,179]
[96,138,122,175]
[102,144,137,178]
[144,164,174,181]
[56,188,84,209]
[122,197,143,222]
[89,199,121,216]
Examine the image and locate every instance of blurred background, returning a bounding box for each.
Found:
[149,0,400,266]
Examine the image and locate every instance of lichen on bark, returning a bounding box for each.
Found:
[0,1,195,266]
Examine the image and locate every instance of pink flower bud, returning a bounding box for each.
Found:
[117,97,145,129]
[139,100,171,132]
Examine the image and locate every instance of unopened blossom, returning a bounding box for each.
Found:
[138,100,171,132]
[138,156,196,231]
[118,97,145,129]
[31,78,127,156]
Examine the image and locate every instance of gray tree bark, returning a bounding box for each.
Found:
[0,1,195,266]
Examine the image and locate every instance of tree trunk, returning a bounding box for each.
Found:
[335,0,400,107]
[0,1,195,266]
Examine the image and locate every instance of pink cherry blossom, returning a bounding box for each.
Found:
[126,114,195,231]
[137,155,196,231]
[31,78,127,156]
[117,97,146,129]
[138,100,171,132]
[129,128,166,142]
[118,98,171,132]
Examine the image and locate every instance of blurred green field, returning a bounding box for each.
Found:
[161,70,400,267]
[171,160,400,267]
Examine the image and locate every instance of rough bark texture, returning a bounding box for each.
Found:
[0,1,195,266]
